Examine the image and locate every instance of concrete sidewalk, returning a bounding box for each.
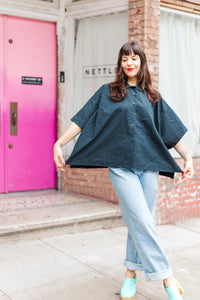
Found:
[0,218,199,300]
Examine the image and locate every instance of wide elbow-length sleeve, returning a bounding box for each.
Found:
[155,98,188,149]
[71,85,104,129]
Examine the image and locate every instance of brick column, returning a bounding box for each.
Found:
[128,0,160,88]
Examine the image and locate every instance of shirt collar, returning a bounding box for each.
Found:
[126,84,141,90]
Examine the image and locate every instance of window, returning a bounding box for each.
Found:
[159,9,200,157]
[73,12,128,115]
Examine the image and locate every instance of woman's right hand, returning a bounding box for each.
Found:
[53,143,66,172]
[53,122,82,172]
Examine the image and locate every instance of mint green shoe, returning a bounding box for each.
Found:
[164,277,183,300]
[121,276,137,300]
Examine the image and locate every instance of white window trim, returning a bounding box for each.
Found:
[20,0,59,8]
[161,6,200,20]
[65,0,128,18]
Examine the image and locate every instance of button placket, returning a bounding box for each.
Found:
[130,91,136,111]
[131,90,136,105]
[128,89,137,136]
[128,87,142,138]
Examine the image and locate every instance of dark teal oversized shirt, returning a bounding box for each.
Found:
[65,84,187,178]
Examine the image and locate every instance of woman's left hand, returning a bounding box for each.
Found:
[182,158,194,179]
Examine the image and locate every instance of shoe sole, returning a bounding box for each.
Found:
[176,280,184,295]
[121,297,135,300]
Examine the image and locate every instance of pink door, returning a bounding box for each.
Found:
[0,15,57,193]
[0,16,4,192]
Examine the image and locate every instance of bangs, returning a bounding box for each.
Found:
[121,42,141,57]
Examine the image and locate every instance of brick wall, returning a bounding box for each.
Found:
[62,167,117,203]
[62,158,200,225]
[128,0,160,88]
[155,158,200,224]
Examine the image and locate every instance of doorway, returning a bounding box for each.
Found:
[0,15,57,193]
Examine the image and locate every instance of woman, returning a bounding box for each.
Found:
[54,41,194,300]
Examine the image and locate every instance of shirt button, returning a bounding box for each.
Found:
[132,102,136,104]
[132,92,135,95]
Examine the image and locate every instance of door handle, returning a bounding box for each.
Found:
[10,102,18,136]
[11,112,17,126]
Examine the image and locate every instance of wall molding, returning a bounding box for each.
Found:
[0,1,59,22]
[0,8,59,22]
[0,0,59,9]
[161,6,200,18]
[161,0,200,16]
[65,0,128,18]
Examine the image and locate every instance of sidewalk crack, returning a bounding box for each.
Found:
[0,289,12,300]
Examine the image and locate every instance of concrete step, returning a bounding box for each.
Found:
[0,190,123,240]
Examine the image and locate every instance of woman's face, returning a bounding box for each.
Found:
[121,51,141,81]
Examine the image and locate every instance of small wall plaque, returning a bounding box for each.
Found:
[22,77,43,85]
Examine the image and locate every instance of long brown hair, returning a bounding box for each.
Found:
[109,41,161,104]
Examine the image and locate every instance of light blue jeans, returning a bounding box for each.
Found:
[108,167,173,281]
